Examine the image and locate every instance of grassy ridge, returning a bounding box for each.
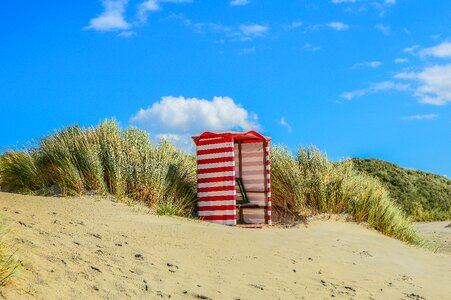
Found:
[351,158,451,221]
[0,121,423,246]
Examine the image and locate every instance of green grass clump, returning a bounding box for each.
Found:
[351,158,451,221]
[271,146,424,245]
[0,120,197,216]
[0,151,44,192]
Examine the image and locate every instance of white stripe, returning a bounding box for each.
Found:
[241,174,265,180]
[197,151,234,160]
[198,181,235,188]
[267,210,272,216]
[207,219,236,225]
[198,200,235,207]
[197,142,234,151]
[198,210,236,216]
[197,161,235,169]
[197,171,235,179]
[197,190,236,197]
[241,157,262,163]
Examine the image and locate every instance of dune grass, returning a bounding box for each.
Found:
[270,146,424,246]
[0,120,197,216]
[0,121,424,246]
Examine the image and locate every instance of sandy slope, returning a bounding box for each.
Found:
[0,192,450,300]
[415,221,451,254]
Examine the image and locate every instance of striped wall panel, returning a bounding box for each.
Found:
[196,136,237,225]
[265,141,272,225]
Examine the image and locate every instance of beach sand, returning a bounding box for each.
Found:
[0,192,450,299]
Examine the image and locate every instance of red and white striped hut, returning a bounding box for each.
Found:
[192,131,271,226]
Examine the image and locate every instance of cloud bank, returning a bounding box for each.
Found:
[130,96,260,149]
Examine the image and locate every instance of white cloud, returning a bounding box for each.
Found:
[230,0,250,6]
[395,64,451,105]
[353,61,382,68]
[238,47,256,55]
[239,24,268,37]
[375,24,390,35]
[85,0,131,31]
[327,22,350,31]
[175,18,268,42]
[283,21,302,31]
[385,0,396,4]
[341,81,410,100]
[279,117,292,132]
[138,0,192,23]
[130,96,260,141]
[401,114,439,121]
[403,45,420,54]
[303,43,320,52]
[137,0,160,22]
[85,0,192,33]
[420,41,451,59]
[118,30,136,37]
[394,58,408,63]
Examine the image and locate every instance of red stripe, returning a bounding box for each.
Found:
[197,147,235,155]
[197,156,234,165]
[198,176,235,183]
[198,195,236,202]
[200,215,236,221]
[197,166,234,174]
[197,186,236,193]
[241,170,263,175]
[196,138,232,146]
[197,205,236,211]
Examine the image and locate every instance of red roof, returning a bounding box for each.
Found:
[192,131,271,145]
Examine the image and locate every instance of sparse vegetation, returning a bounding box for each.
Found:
[0,229,18,289]
[0,121,428,246]
[351,158,451,221]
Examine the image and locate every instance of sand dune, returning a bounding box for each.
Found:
[0,192,450,299]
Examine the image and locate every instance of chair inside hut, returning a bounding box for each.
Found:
[234,139,269,224]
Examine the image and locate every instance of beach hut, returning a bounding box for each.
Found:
[192,131,272,226]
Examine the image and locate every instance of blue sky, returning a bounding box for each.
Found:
[1,0,450,175]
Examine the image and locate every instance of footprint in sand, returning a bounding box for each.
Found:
[88,233,102,239]
[90,266,102,273]
[166,262,179,273]
[18,220,32,228]
[359,250,373,257]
